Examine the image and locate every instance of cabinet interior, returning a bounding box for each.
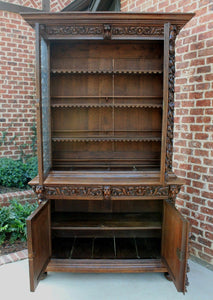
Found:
[50,40,163,171]
[51,199,163,260]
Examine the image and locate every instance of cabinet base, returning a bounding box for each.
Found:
[46,258,167,273]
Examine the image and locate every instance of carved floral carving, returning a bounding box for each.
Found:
[45,186,103,197]
[112,25,164,36]
[111,186,169,197]
[46,25,103,36]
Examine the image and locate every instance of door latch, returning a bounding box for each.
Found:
[176,247,184,261]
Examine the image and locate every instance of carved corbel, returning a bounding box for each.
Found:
[103,186,111,200]
[168,184,181,205]
[103,24,112,39]
[32,185,46,204]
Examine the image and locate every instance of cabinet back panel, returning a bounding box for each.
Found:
[53,199,163,213]
[51,40,163,64]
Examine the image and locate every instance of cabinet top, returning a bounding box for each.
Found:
[22,12,194,28]
[21,12,194,40]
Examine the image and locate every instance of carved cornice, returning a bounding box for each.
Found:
[165,24,178,180]
[45,24,164,39]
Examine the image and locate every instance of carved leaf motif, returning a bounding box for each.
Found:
[112,26,164,36]
[46,25,103,36]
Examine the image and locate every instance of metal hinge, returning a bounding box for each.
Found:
[176,247,184,261]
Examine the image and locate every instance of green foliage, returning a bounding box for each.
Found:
[0,157,38,189]
[0,199,38,245]
[25,156,38,179]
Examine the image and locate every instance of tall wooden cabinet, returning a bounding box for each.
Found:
[22,12,194,292]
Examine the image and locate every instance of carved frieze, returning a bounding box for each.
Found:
[112,25,164,36]
[46,25,103,36]
[40,185,170,199]
[111,186,169,197]
[45,24,164,38]
[45,186,103,197]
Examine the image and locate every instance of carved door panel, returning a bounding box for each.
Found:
[27,200,51,292]
[162,201,189,293]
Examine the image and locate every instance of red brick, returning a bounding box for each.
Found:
[186,186,200,196]
[190,108,204,115]
[207,200,213,208]
[192,181,204,189]
[198,237,212,247]
[201,223,213,232]
[193,165,208,173]
[191,211,205,220]
[196,100,211,106]
[197,66,211,73]
[205,108,213,115]
[189,92,203,99]
[205,232,213,241]
[204,247,213,256]
[186,202,199,211]
[195,133,209,140]
[197,117,211,123]
[204,158,213,166]
[201,206,213,215]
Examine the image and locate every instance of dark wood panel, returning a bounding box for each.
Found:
[53,199,163,213]
[93,238,115,259]
[50,40,164,61]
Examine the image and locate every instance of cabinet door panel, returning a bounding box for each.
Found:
[27,200,51,292]
[162,201,189,293]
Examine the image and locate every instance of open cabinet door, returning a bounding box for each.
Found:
[27,200,51,292]
[162,201,189,293]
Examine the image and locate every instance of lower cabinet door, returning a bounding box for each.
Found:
[162,201,189,293]
[27,200,51,292]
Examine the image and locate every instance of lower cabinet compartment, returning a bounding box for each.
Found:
[52,237,161,259]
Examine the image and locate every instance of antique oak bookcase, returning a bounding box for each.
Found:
[22,12,194,292]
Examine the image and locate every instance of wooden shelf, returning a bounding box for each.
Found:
[52,137,161,142]
[51,69,163,75]
[51,103,162,108]
[52,212,162,231]
[51,96,163,108]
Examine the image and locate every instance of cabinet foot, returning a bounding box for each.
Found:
[164,272,172,281]
[40,272,47,280]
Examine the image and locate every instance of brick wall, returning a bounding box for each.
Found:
[0,1,73,159]
[0,189,37,206]
[121,0,213,265]
[0,10,36,159]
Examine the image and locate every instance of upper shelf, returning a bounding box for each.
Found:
[51,96,163,108]
[51,69,163,75]
[51,58,163,75]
